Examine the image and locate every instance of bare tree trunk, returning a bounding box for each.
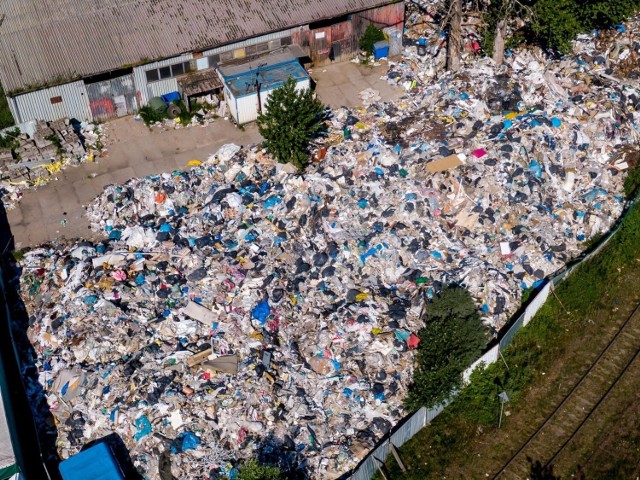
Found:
[446,0,462,72]
[493,19,506,66]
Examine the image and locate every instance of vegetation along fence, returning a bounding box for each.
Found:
[345,193,639,480]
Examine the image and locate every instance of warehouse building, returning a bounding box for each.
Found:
[0,0,404,126]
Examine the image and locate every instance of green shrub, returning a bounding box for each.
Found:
[138,105,167,126]
[237,460,283,480]
[0,127,20,150]
[624,164,640,198]
[405,287,488,410]
[359,24,386,55]
[0,87,14,130]
[532,0,640,53]
[482,0,640,56]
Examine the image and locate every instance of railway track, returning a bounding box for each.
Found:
[493,301,640,479]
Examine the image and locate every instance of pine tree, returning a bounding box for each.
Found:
[406,287,487,410]
[257,77,326,172]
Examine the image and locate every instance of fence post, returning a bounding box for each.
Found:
[373,456,389,480]
[390,442,407,473]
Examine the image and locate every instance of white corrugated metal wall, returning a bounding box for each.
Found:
[132,53,194,106]
[5,26,311,124]
[234,77,310,125]
[8,81,92,124]
[133,27,305,107]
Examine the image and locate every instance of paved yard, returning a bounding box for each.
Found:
[7,118,262,247]
[6,60,403,248]
[312,61,403,108]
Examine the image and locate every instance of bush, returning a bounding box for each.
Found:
[405,287,488,410]
[237,460,283,480]
[257,77,326,172]
[359,24,386,55]
[482,0,640,55]
[0,87,14,130]
[624,164,640,198]
[0,127,20,150]
[532,0,640,53]
[139,105,167,126]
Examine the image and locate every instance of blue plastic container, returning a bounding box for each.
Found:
[373,40,390,59]
[160,91,181,104]
[59,443,125,480]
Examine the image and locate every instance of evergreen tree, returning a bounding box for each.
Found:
[257,77,326,172]
[359,24,386,55]
[406,287,487,410]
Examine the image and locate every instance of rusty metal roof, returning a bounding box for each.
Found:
[0,0,397,94]
[178,69,223,97]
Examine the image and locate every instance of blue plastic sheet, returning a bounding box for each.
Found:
[252,295,271,324]
[171,432,201,453]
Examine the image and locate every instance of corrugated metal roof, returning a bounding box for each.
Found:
[0,0,398,94]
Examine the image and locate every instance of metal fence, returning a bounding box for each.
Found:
[346,193,639,480]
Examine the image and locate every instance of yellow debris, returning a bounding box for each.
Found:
[355,292,370,302]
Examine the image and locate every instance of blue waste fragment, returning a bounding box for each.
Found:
[529,160,542,177]
[134,415,152,441]
[83,295,98,306]
[252,296,271,325]
[263,196,281,208]
[171,431,201,453]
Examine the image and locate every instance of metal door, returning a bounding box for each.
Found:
[85,74,138,121]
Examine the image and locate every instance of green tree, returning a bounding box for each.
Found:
[359,24,386,55]
[237,460,283,480]
[531,0,583,54]
[257,77,326,172]
[531,0,640,53]
[405,287,487,410]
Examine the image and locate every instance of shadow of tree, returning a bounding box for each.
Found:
[254,434,311,479]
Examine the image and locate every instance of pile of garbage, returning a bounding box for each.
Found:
[0,119,105,209]
[138,95,227,130]
[17,15,640,480]
[20,146,425,478]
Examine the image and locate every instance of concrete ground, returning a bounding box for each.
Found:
[6,60,402,248]
[7,119,262,247]
[312,61,403,108]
